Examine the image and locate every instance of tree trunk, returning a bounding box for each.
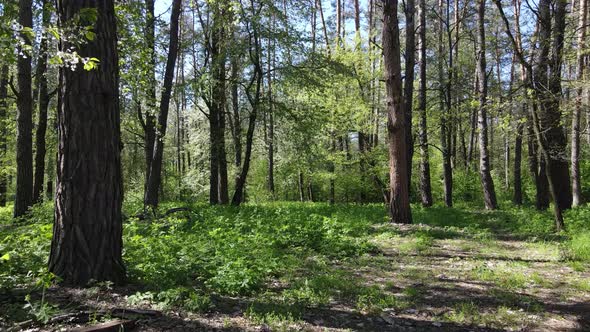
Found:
[438,0,453,207]
[14,0,34,217]
[383,0,412,224]
[476,0,498,210]
[513,122,524,205]
[208,2,229,205]
[230,56,242,169]
[0,65,8,207]
[317,0,330,54]
[33,0,51,204]
[418,0,433,207]
[143,0,157,197]
[404,0,416,194]
[49,0,125,285]
[527,117,549,210]
[144,0,181,209]
[572,0,587,207]
[267,15,275,196]
[298,171,305,202]
[232,14,263,206]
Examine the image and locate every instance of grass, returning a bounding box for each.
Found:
[1,201,590,330]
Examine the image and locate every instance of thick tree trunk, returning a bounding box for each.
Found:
[0,65,8,207]
[230,57,242,169]
[144,0,181,209]
[49,0,125,285]
[418,0,433,207]
[476,0,498,210]
[383,0,412,224]
[572,0,587,207]
[33,0,51,204]
[14,0,34,217]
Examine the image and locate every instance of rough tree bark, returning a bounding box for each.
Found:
[404,0,416,193]
[383,0,412,224]
[418,0,433,207]
[33,0,52,203]
[144,0,181,209]
[14,0,34,217]
[476,0,498,210]
[49,0,125,285]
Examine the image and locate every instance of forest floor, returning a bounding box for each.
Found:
[1,202,590,331]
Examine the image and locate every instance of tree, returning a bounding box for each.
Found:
[383,0,412,224]
[144,0,182,209]
[141,0,157,198]
[494,0,572,229]
[403,0,416,191]
[14,0,34,217]
[32,0,53,203]
[0,65,7,207]
[476,0,498,210]
[232,0,263,206]
[49,0,125,284]
[572,0,587,207]
[209,1,230,204]
[438,0,452,207]
[417,0,433,207]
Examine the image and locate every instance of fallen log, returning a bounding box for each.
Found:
[71,319,135,332]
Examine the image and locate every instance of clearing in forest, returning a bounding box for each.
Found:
[1,203,589,331]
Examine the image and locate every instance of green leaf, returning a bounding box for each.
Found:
[85,31,96,41]
[0,253,9,261]
[47,27,60,40]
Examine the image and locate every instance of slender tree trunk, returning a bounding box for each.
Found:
[438,0,453,207]
[317,0,330,54]
[336,0,342,47]
[230,57,242,169]
[143,0,157,195]
[476,0,498,210]
[513,122,524,204]
[33,0,51,203]
[298,171,305,202]
[14,0,34,217]
[49,0,125,285]
[404,0,416,194]
[383,0,412,224]
[144,0,181,209]
[0,65,8,207]
[208,2,229,205]
[232,15,263,206]
[572,0,587,207]
[418,0,433,207]
[267,15,275,196]
[311,0,316,53]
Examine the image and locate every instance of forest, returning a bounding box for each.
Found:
[0,0,590,331]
